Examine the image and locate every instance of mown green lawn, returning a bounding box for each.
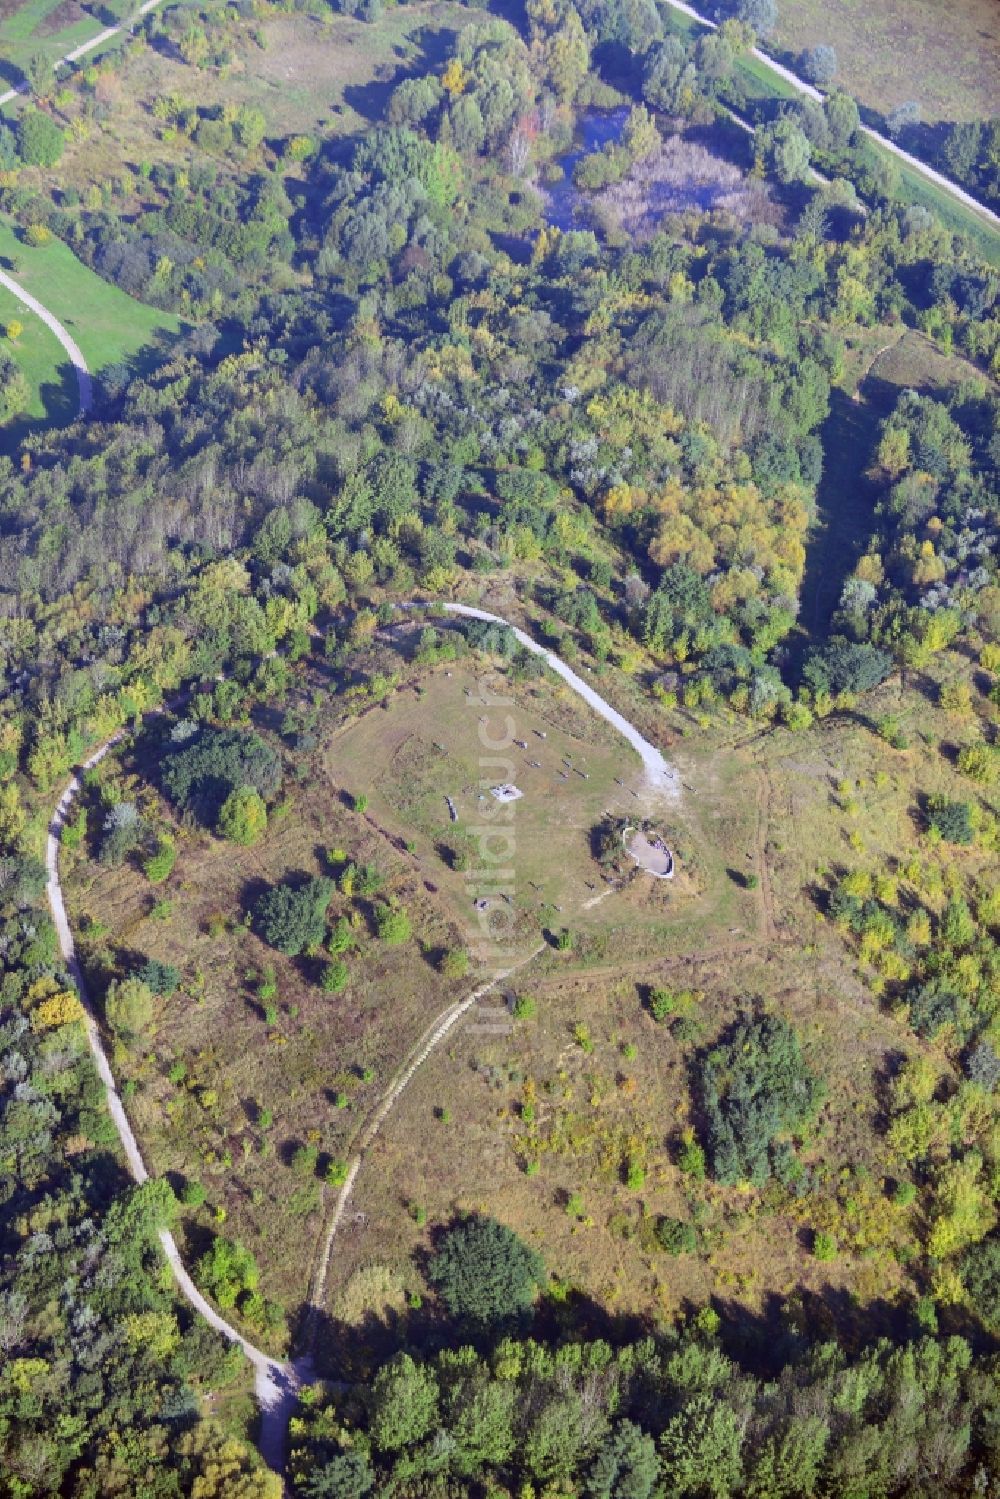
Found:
[0,0,101,73]
[0,280,77,431]
[0,215,184,443]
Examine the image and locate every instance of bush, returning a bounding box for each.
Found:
[217,785,268,845]
[195,1236,259,1310]
[698,1013,824,1185]
[254,876,333,955]
[677,1129,707,1180]
[137,959,181,997]
[803,637,893,697]
[181,1179,206,1207]
[143,837,176,883]
[927,796,975,845]
[656,1216,698,1255]
[292,1143,318,1177]
[624,1159,646,1189]
[813,1231,838,1260]
[320,960,349,994]
[375,905,411,945]
[957,744,998,785]
[876,714,909,750]
[17,110,65,168]
[105,976,155,1038]
[513,994,536,1020]
[439,948,469,978]
[162,727,281,824]
[99,802,142,867]
[800,44,837,86]
[428,1215,545,1332]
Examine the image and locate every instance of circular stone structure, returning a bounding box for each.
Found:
[624,825,675,879]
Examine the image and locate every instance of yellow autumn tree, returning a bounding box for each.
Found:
[31,988,85,1032]
[179,1423,283,1499]
[441,58,467,96]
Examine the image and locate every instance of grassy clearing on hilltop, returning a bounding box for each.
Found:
[332,649,999,1374]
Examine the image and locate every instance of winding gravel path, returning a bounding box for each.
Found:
[0,270,92,417]
[306,598,682,1307]
[660,0,1000,231]
[44,600,680,1471]
[45,734,304,1478]
[426,602,681,799]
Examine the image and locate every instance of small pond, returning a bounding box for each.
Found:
[544,107,629,231]
[543,108,772,237]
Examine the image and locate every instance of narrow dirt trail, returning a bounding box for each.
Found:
[45,734,305,1479]
[307,601,684,1314]
[412,601,682,800]
[305,945,546,1326]
[46,600,686,1468]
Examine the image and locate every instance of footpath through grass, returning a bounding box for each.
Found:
[0,279,77,442]
[0,0,102,75]
[0,216,184,443]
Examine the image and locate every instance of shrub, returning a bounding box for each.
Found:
[17,110,65,168]
[698,1013,824,1185]
[217,785,268,845]
[876,714,909,750]
[926,796,975,845]
[813,1231,838,1260]
[195,1236,259,1310]
[958,744,998,786]
[907,978,964,1040]
[375,905,411,945]
[99,802,142,867]
[292,1143,319,1177]
[513,994,536,1020]
[625,1159,646,1189]
[439,948,469,978]
[656,1216,698,1255]
[181,1179,206,1207]
[137,959,181,997]
[677,1128,707,1181]
[800,44,837,86]
[803,637,893,697]
[105,976,155,1038]
[254,876,333,955]
[326,1160,350,1187]
[320,960,349,994]
[428,1215,545,1332]
[143,837,176,883]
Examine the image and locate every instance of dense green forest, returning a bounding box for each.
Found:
[0,0,997,1492]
